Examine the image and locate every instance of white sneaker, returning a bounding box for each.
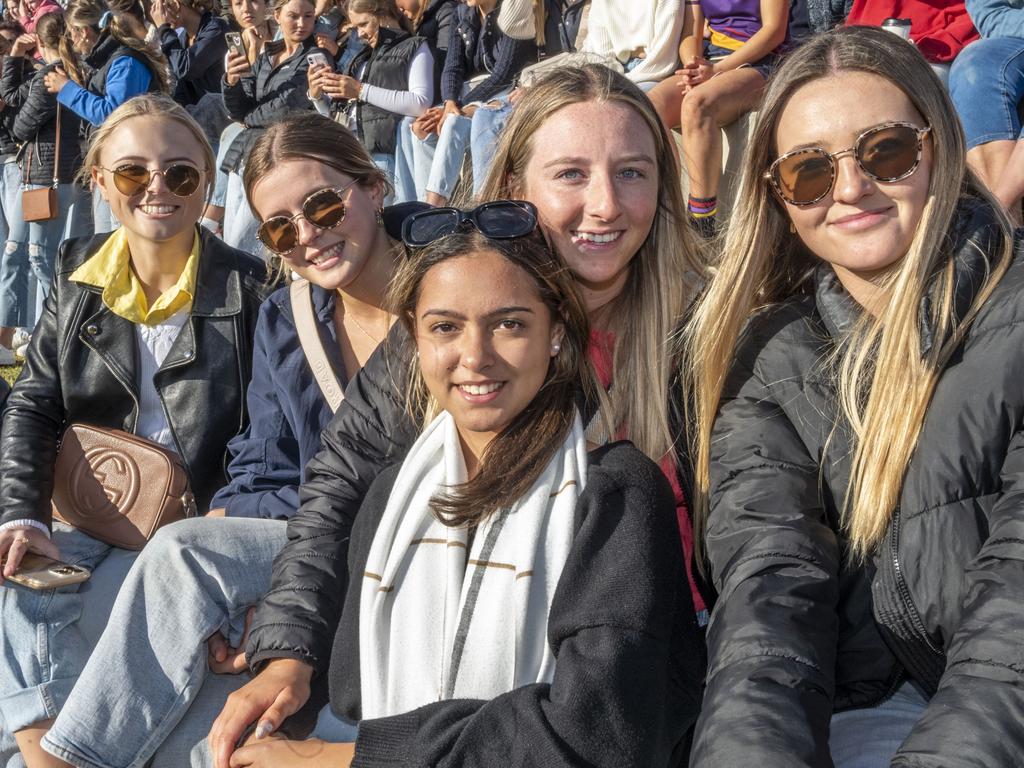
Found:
[11,329,30,349]
[14,342,28,361]
[0,346,15,365]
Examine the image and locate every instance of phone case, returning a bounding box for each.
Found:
[4,553,91,589]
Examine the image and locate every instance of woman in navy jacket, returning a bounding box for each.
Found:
[152,0,230,106]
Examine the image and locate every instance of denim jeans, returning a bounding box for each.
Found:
[42,517,289,768]
[22,183,88,327]
[394,115,427,203]
[950,37,1024,149]
[92,184,120,234]
[829,680,928,767]
[470,99,514,197]
[222,167,263,259]
[0,159,31,328]
[211,123,245,209]
[0,524,139,735]
[372,151,396,206]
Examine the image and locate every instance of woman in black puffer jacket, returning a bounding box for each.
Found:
[685,27,1024,768]
[0,12,88,331]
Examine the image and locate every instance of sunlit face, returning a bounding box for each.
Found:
[395,0,421,20]
[348,10,381,45]
[230,0,268,28]
[70,24,100,55]
[250,159,385,291]
[275,0,315,43]
[520,100,659,312]
[92,116,209,244]
[774,70,932,292]
[415,250,564,458]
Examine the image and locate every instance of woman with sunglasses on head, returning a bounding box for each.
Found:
[0,13,89,343]
[208,63,709,766]
[220,0,328,255]
[686,26,1024,768]
[0,94,267,768]
[229,218,698,768]
[37,113,429,768]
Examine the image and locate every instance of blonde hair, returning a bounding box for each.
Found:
[684,26,1014,562]
[81,93,216,202]
[62,0,170,92]
[479,64,706,463]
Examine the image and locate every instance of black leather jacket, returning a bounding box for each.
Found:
[0,228,269,529]
[692,198,1024,767]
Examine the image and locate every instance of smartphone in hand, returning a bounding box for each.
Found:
[307,52,329,70]
[225,32,244,59]
[3,552,91,589]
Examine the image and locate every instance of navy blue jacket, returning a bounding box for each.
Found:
[158,11,230,106]
[210,283,346,519]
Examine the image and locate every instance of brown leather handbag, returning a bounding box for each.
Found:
[51,424,198,550]
[22,105,60,223]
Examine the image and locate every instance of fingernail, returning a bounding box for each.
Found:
[254,720,273,739]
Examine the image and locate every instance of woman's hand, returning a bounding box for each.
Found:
[207,607,255,674]
[149,0,170,27]
[306,63,326,99]
[315,34,339,57]
[0,525,60,585]
[208,658,314,768]
[230,738,355,767]
[225,49,251,86]
[242,26,268,63]
[10,32,36,58]
[438,99,462,130]
[677,57,716,93]
[411,107,443,139]
[44,66,69,93]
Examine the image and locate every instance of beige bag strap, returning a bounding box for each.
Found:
[290,278,344,413]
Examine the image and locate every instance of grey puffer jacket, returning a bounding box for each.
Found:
[692,197,1024,768]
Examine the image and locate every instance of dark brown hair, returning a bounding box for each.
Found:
[388,229,593,528]
[35,11,65,50]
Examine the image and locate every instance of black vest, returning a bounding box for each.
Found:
[349,28,424,156]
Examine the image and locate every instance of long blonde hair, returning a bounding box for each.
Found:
[479,64,706,463]
[685,26,1014,562]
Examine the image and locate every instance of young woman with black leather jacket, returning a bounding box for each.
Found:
[685,27,1024,768]
[0,13,88,336]
[0,94,267,768]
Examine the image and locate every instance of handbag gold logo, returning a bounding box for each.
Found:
[71,447,142,517]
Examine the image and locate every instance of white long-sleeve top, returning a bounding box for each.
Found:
[312,42,434,121]
[583,0,683,85]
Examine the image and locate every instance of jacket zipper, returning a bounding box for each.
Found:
[889,506,943,656]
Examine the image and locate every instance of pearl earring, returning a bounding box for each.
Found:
[551,342,561,356]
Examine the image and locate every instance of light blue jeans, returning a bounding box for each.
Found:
[395,110,474,203]
[0,159,30,328]
[211,123,245,209]
[0,524,139,734]
[372,151,396,207]
[42,517,291,768]
[91,184,120,234]
[470,98,514,197]
[222,167,263,259]
[829,680,928,767]
[22,183,89,327]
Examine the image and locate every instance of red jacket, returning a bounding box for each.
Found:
[846,0,979,62]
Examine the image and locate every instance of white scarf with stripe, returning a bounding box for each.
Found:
[359,410,587,718]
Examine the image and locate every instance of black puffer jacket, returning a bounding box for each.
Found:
[0,228,269,529]
[0,57,84,186]
[692,199,1024,768]
[221,37,326,174]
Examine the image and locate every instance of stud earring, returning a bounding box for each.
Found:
[551,342,561,356]
[789,220,796,234]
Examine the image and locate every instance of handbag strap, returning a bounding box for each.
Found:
[22,143,31,186]
[290,278,344,413]
[51,104,60,188]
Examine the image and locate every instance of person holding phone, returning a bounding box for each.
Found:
[0,93,267,768]
[220,0,327,254]
[307,0,433,189]
[150,0,230,107]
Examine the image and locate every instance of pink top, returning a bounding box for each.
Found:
[19,0,63,33]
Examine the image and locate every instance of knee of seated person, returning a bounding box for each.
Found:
[680,88,714,127]
[4,241,19,256]
[145,517,212,557]
[950,41,996,88]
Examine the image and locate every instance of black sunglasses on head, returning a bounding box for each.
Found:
[401,200,538,247]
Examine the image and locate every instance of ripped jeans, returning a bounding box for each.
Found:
[0,158,29,329]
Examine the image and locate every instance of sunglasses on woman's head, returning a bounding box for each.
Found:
[402,200,538,247]
[100,163,205,198]
[256,180,359,256]
[765,122,932,207]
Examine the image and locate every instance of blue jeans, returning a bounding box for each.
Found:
[222,167,262,259]
[950,37,1024,149]
[211,123,245,209]
[91,184,120,234]
[42,518,289,768]
[394,115,427,203]
[397,111,474,202]
[0,159,30,328]
[470,99,514,197]
[829,680,928,767]
[23,183,88,327]
[372,151,396,206]
[0,524,139,735]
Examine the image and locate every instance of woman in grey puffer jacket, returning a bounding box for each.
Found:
[685,27,1024,768]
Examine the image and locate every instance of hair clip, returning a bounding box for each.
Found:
[98,10,113,29]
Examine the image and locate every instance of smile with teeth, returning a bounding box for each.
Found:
[572,231,621,244]
[139,204,176,215]
[310,241,344,266]
[458,381,503,396]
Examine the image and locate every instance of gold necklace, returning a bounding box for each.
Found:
[339,296,389,345]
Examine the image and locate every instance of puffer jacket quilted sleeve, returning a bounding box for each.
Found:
[690,303,841,768]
